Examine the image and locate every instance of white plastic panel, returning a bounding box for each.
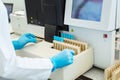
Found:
[2,0,25,12]
[69,26,115,69]
[10,13,45,38]
[2,0,14,3]
[116,0,120,29]
[13,0,25,12]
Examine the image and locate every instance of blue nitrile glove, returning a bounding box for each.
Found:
[50,49,75,71]
[12,33,37,50]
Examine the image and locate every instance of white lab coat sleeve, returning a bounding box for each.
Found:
[0,0,53,80]
[4,56,53,80]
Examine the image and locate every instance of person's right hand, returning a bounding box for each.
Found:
[50,49,74,71]
[12,33,36,50]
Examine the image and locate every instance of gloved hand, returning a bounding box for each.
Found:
[50,49,74,71]
[12,33,37,50]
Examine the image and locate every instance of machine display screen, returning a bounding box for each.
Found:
[4,3,13,22]
[71,0,103,22]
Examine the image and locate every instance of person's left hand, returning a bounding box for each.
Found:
[12,33,37,50]
[18,33,37,44]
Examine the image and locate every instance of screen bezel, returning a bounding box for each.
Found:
[64,0,116,31]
